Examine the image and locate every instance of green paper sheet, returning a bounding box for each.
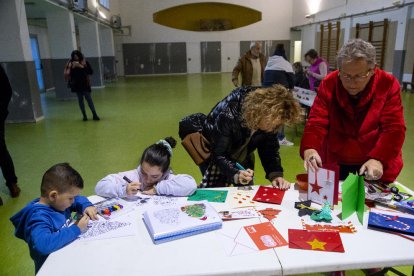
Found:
[188,189,228,203]
[341,173,365,225]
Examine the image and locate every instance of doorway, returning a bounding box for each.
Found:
[30,35,44,91]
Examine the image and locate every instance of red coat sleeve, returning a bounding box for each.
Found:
[367,76,406,164]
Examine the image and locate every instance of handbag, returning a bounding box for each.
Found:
[181,132,210,165]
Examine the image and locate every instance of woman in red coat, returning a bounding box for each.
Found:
[300,39,405,182]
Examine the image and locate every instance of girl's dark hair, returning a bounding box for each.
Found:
[293,62,304,73]
[273,44,287,60]
[71,50,84,61]
[140,137,177,172]
[305,49,318,59]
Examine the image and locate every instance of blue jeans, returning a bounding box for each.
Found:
[76,91,97,116]
[277,126,285,140]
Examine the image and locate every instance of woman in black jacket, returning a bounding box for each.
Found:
[65,50,100,121]
[200,85,302,188]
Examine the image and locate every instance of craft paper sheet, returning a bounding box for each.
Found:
[308,165,339,205]
[288,229,345,252]
[218,208,260,220]
[188,189,228,203]
[244,222,288,250]
[228,190,258,208]
[253,186,285,205]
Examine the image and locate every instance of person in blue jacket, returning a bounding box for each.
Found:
[10,163,98,273]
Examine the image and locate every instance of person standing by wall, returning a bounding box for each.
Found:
[232,41,266,87]
[304,49,328,92]
[0,65,21,205]
[64,50,100,121]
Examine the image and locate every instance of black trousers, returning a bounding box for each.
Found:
[0,114,17,185]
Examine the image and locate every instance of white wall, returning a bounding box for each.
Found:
[293,0,414,27]
[113,0,293,75]
[292,0,414,68]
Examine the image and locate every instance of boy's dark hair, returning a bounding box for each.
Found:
[140,137,177,172]
[41,163,84,197]
[305,49,318,59]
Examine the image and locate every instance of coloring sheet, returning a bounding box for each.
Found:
[78,214,136,242]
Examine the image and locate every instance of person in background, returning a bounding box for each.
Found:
[292,62,310,89]
[0,64,21,205]
[96,137,197,198]
[262,44,295,146]
[198,86,302,189]
[304,49,328,91]
[10,163,98,273]
[301,38,405,183]
[232,41,266,87]
[64,50,100,121]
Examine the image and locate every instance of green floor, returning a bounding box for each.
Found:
[0,73,413,275]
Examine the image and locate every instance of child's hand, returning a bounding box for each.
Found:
[127,182,141,195]
[84,206,98,220]
[76,215,90,232]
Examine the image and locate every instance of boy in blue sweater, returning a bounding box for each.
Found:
[10,163,98,273]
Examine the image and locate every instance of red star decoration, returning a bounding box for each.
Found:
[323,195,328,200]
[310,182,323,194]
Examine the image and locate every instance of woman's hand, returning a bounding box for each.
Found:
[303,149,322,172]
[126,182,141,196]
[238,169,254,185]
[271,177,291,190]
[359,159,383,181]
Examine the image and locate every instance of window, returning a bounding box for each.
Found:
[99,0,109,10]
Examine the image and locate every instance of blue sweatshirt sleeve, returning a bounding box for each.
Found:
[70,195,93,214]
[28,213,81,256]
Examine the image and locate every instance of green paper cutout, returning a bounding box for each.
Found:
[341,173,365,225]
[181,203,206,218]
[187,189,228,203]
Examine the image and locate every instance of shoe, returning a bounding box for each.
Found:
[83,117,88,121]
[362,268,384,275]
[7,182,21,198]
[0,196,3,206]
[329,271,345,276]
[93,115,100,121]
[278,138,294,146]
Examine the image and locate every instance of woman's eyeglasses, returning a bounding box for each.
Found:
[339,69,372,83]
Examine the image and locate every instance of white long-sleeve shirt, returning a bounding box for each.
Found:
[95,166,197,198]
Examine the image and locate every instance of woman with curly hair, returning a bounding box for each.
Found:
[199,85,302,188]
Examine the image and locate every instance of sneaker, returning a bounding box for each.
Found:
[7,182,21,198]
[278,138,294,146]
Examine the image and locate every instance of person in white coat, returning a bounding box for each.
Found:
[95,137,197,198]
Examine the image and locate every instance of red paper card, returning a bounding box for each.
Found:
[288,229,345,252]
[244,222,288,250]
[253,186,285,205]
